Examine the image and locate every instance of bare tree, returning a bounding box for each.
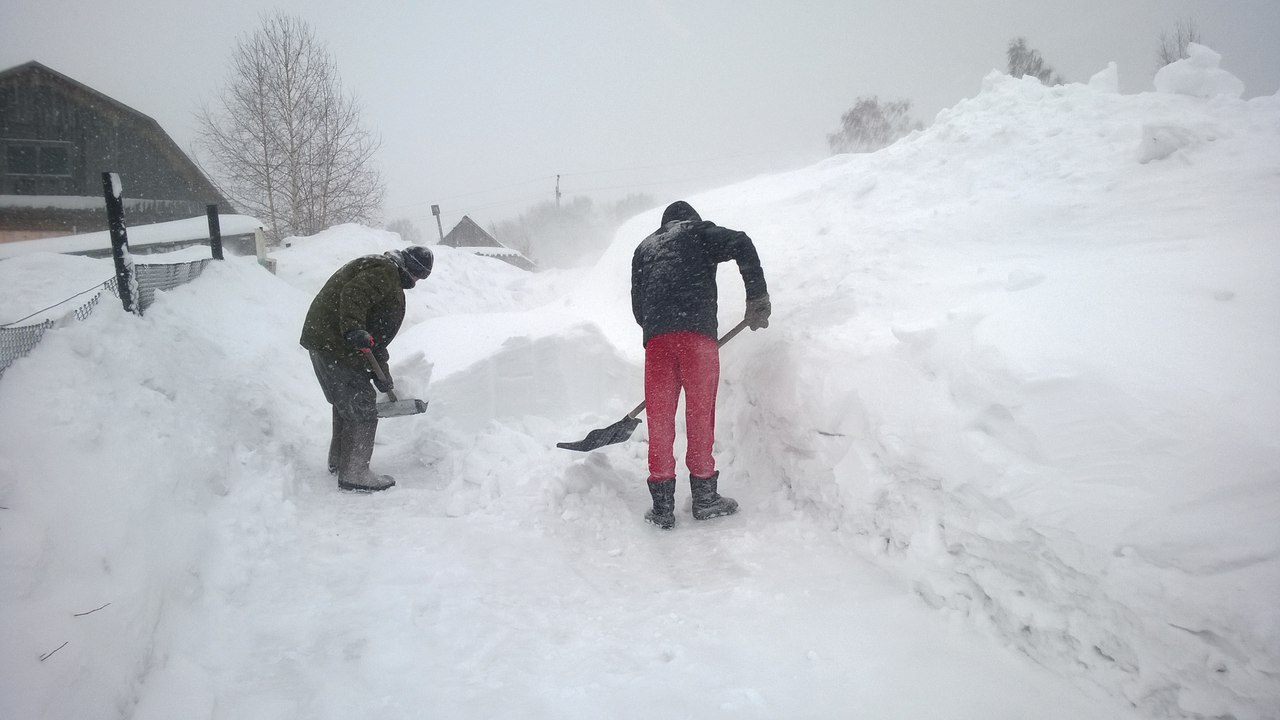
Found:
[1157,18,1203,69]
[385,218,423,244]
[1007,37,1067,86]
[827,96,923,154]
[196,13,384,240]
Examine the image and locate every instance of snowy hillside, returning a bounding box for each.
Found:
[2,52,1278,719]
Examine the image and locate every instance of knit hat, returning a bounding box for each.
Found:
[402,246,434,279]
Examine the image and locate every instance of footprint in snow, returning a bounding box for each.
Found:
[1005,267,1046,292]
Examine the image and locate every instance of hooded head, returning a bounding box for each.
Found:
[386,246,434,288]
[660,200,701,226]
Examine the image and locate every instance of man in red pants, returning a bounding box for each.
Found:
[631,201,770,529]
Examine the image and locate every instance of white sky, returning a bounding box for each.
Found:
[2,0,1278,236]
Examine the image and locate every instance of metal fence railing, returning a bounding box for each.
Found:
[0,258,211,379]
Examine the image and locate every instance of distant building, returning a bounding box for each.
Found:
[441,215,534,271]
[0,61,232,244]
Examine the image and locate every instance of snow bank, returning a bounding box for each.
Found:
[556,53,1280,718]
[0,257,311,718]
[713,64,1280,718]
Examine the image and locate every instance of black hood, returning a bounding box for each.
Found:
[660,200,701,226]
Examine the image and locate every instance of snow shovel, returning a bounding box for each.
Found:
[556,319,751,452]
[361,349,428,418]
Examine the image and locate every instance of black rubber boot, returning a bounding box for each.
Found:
[690,471,738,520]
[644,478,676,530]
[338,418,395,492]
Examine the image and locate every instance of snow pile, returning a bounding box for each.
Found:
[0,242,556,718]
[2,49,1278,719]
[0,258,308,716]
[556,57,1280,717]
[1155,43,1247,99]
[1088,61,1120,93]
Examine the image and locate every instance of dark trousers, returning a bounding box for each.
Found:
[309,352,378,481]
[309,352,377,422]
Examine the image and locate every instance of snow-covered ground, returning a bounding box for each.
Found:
[2,51,1278,719]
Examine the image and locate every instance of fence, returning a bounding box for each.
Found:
[0,258,211,379]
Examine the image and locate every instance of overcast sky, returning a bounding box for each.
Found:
[3,0,1278,237]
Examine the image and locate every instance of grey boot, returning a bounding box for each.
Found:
[690,471,737,520]
[644,478,676,530]
[338,418,395,492]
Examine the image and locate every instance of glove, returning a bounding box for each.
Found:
[370,366,394,394]
[745,293,771,330]
[344,328,375,351]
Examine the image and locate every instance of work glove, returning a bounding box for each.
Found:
[745,293,771,330]
[343,328,375,351]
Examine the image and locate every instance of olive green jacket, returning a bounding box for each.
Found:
[299,255,406,370]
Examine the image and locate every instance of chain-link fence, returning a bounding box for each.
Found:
[0,319,56,378]
[134,258,210,312]
[0,258,211,379]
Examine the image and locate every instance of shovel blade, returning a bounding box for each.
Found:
[557,416,642,452]
[376,398,428,418]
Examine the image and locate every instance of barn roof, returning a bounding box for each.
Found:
[0,61,160,125]
[0,60,230,208]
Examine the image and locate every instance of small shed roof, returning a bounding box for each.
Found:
[0,214,262,259]
[442,215,502,249]
[441,215,534,270]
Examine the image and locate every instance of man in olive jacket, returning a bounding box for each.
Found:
[631,201,770,529]
[300,246,433,491]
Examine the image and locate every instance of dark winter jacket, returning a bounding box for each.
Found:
[299,255,406,370]
[631,205,768,347]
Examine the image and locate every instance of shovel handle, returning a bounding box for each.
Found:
[626,319,752,419]
[716,318,751,349]
[360,349,398,402]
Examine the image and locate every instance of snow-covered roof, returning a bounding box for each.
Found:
[0,195,218,211]
[455,244,535,271]
[0,214,263,260]
[461,245,523,258]
[0,195,109,210]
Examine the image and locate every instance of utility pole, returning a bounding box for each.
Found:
[431,204,445,243]
[555,175,561,209]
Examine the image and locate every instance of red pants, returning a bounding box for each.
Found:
[644,331,720,481]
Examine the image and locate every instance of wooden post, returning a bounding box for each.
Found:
[101,172,138,315]
[254,228,276,274]
[206,204,224,260]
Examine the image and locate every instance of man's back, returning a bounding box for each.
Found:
[631,216,767,347]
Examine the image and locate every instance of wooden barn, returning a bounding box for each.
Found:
[441,215,534,271]
[0,61,232,244]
